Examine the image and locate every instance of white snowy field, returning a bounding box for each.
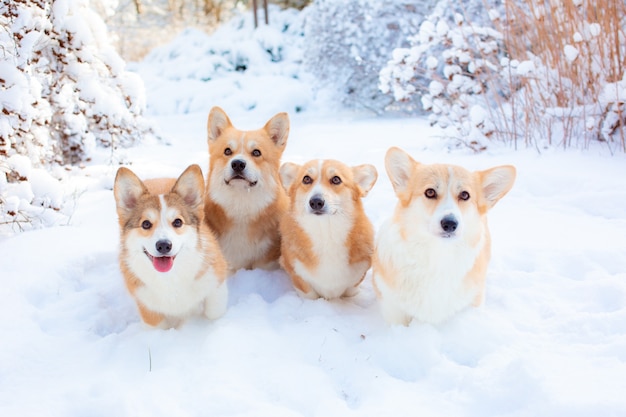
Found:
[1,109,625,416]
[2,8,626,417]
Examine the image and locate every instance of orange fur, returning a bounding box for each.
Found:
[280,215,318,269]
[143,178,176,195]
[136,302,165,327]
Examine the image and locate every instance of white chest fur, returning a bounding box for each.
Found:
[292,214,365,299]
[218,220,273,271]
[374,220,484,324]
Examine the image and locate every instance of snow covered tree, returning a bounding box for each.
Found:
[303,0,435,114]
[0,0,156,232]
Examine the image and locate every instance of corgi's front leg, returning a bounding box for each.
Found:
[136,302,166,327]
[379,298,411,326]
[290,270,320,300]
[203,282,228,321]
[342,286,359,298]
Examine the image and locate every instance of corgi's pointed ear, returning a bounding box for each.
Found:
[172,164,205,210]
[478,165,516,209]
[114,167,148,214]
[385,147,416,201]
[264,112,290,148]
[352,164,378,197]
[207,106,232,143]
[279,162,300,191]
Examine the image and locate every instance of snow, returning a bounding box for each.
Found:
[515,60,535,76]
[6,154,33,179]
[29,168,65,210]
[564,45,579,63]
[2,6,626,417]
[429,80,445,97]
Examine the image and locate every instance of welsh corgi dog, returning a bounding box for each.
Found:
[279,159,378,299]
[204,106,290,273]
[113,164,228,328]
[372,147,516,325]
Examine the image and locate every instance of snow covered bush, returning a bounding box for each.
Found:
[0,0,155,232]
[380,0,506,149]
[141,6,305,82]
[1,0,154,164]
[303,0,435,113]
[380,0,626,152]
[136,5,312,116]
[0,155,69,233]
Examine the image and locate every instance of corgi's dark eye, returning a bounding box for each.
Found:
[302,175,313,185]
[425,188,437,199]
[331,176,342,185]
[224,148,232,156]
[141,220,152,230]
[172,218,183,228]
[459,191,470,201]
[252,149,261,157]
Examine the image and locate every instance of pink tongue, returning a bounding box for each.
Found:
[153,256,174,273]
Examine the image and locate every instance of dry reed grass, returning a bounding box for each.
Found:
[494,0,626,151]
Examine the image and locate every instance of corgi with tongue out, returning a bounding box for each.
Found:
[114,164,228,328]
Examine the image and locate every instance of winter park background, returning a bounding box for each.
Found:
[1,1,626,416]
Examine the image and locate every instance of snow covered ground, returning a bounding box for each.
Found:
[2,8,626,417]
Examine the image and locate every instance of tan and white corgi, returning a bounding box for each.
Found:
[204,106,290,273]
[373,147,516,325]
[113,164,228,328]
[279,159,378,299]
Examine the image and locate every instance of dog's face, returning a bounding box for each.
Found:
[206,107,289,203]
[280,159,378,217]
[114,165,205,273]
[384,147,515,241]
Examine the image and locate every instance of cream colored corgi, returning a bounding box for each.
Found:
[279,159,378,299]
[114,164,228,328]
[204,107,290,273]
[373,147,516,325]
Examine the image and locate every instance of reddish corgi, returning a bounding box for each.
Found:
[279,159,378,299]
[373,147,516,325]
[204,107,289,274]
[113,164,228,328]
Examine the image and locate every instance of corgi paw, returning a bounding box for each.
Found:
[342,286,359,298]
[296,287,321,300]
[380,302,412,326]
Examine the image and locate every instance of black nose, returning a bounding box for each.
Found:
[156,239,172,255]
[309,196,325,212]
[231,159,246,173]
[440,216,458,233]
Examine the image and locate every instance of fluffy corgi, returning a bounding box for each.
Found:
[113,164,228,328]
[204,106,290,273]
[373,147,516,325]
[279,159,378,299]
